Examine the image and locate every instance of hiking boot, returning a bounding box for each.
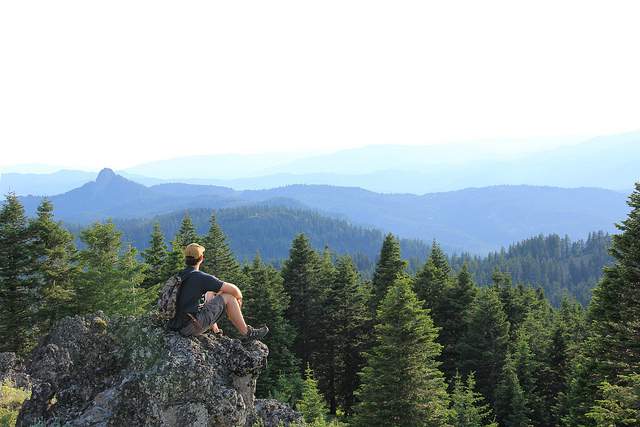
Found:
[204,327,223,338]
[243,325,269,341]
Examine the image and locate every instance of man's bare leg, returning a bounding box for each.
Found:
[205,290,267,339]
[220,293,249,335]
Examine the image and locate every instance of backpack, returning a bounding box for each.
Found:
[157,271,194,321]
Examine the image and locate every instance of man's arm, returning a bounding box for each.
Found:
[219,282,243,305]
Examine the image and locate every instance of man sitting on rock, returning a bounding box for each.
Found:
[168,243,268,340]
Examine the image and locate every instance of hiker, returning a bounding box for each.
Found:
[167,243,268,340]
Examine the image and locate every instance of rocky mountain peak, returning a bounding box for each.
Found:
[96,167,117,184]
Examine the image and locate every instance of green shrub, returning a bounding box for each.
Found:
[0,380,30,427]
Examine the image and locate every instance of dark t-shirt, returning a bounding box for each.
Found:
[169,267,224,329]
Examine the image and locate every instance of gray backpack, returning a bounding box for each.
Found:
[157,271,194,321]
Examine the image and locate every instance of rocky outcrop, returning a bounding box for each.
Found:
[255,399,303,427]
[15,312,299,427]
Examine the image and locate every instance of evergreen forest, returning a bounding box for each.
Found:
[102,205,612,306]
[1,183,639,426]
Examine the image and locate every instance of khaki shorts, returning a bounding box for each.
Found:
[179,295,225,336]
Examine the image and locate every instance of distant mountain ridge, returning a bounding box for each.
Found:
[123,131,639,192]
[17,169,630,254]
[18,169,248,224]
[4,131,639,195]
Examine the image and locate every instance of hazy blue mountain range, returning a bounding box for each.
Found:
[124,137,583,178]
[17,169,251,224]
[122,131,639,192]
[0,169,170,197]
[18,169,629,254]
[3,131,639,195]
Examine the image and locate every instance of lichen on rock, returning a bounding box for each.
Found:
[15,312,298,426]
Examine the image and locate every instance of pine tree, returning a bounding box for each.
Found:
[371,233,407,310]
[449,373,497,427]
[141,222,168,288]
[510,293,555,427]
[297,365,329,425]
[511,323,540,424]
[428,240,452,275]
[273,372,305,409]
[0,194,33,354]
[458,287,510,407]
[200,213,243,283]
[548,297,587,424]
[74,221,151,316]
[586,374,640,427]
[175,213,199,247]
[243,256,299,398]
[547,324,571,424]
[320,255,372,415]
[564,183,640,425]
[75,221,121,315]
[353,278,450,427]
[413,242,452,317]
[119,244,156,314]
[495,353,530,427]
[492,270,526,337]
[439,263,477,379]
[415,248,476,381]
[28,199,79,335]
[161,237,186,279]
[313,247,337,411]
[562,350,598,426]
[281,234,323,369]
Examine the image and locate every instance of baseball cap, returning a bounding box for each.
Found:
[184,243,205,259]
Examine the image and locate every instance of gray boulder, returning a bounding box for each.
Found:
[16,312,298,427]
[255,399,303,427]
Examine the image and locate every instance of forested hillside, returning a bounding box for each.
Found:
[2,184,639,426]
[452,232,613,306]
[245,184,625,253]
[108,205,431,271]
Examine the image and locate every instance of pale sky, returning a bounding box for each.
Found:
[1,0,639,170]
